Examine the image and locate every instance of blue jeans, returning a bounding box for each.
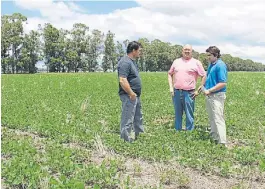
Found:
[172,88,195,131]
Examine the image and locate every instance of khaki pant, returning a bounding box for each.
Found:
[206,92,226,144]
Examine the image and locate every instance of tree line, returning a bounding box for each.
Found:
[2,13,265,74]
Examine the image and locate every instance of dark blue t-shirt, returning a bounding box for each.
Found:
[117,56,142,96]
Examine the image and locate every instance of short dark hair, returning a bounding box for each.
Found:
[127,41,142,54]
[206,46,221,58]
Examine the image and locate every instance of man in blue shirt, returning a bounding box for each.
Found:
[202,46,228,147]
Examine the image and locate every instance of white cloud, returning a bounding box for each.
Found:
[14,0,265,63]
[15,0,53,10]
[15,0,84,20]
[67,2,86,13]
[135,0,265,44]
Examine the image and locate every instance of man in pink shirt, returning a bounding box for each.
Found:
[168,44,206,131]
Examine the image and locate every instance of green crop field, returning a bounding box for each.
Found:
[1,72,265,189]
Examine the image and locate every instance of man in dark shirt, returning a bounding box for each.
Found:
[117,41,144,142]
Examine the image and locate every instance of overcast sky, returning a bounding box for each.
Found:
[2,0,265,64]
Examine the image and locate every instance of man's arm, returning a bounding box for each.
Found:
[168,73,174,92]
[206,83,226,94]
[197,75,206,90]
[168,62,175,96]
[192,75,206,99]
[118,61,137,100]
[205,63,227,95]
[194,61,207,97]
[119,77,137,100]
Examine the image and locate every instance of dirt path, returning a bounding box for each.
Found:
[2,127,265,189]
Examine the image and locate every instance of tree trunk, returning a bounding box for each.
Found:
[2,63,6,74]
[11,62,15,74]
[74,63,77,72]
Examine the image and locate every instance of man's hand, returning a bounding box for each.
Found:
[129,92,137,101]
[197,85,203,93]
[192,90,199,99]
[204,90,211,96]
[170,88,174,96]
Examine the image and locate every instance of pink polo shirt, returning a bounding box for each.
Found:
[168,58,206,90]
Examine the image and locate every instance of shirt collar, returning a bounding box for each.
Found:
[212,58,221,65]
[182,57,192,62]
[127,55,135,61]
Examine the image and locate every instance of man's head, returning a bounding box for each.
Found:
[206,46,221,63]
[127,41,142,59]
[182,44,193,60]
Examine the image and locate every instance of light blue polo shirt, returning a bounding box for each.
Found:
[205,58,228,93]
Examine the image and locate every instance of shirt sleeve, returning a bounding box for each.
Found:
[118,61,131,78]
[217,63,228,83]
[196,60,206,77]
[168,61,175,75]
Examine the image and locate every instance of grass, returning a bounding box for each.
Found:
[1,72,265,188]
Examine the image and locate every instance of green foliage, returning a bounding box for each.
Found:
[102,30,116,72]
[2,13,265,74]
[1,72,265,188]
